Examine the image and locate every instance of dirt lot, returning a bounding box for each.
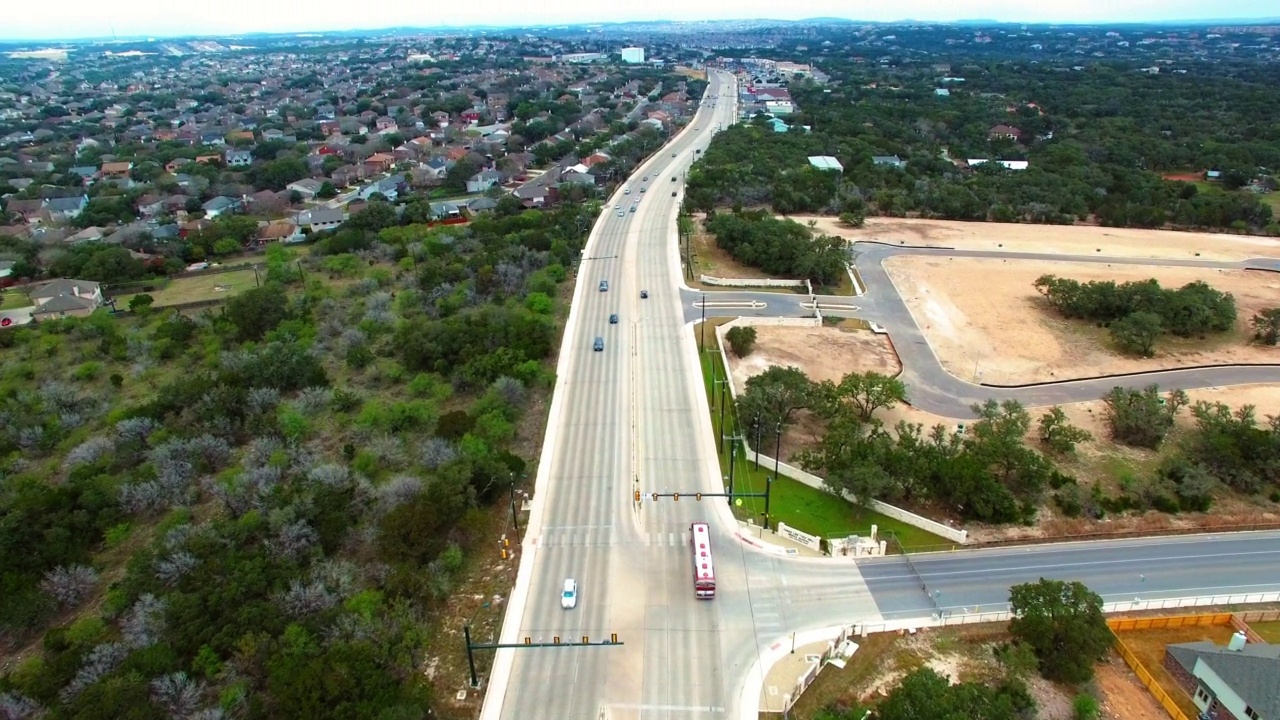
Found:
[791,215,1280,263]
[728,324,901,388]
[1093,656,1168,720]
[884,256,1280,385]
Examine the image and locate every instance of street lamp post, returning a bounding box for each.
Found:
[508,474,520,535]
[753,415,762,470]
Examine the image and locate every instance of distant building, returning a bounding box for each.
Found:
[807,156,844,173]
[621,47,646,64]
[1165,632,1280,720]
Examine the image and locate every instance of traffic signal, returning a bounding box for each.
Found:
[695,493,702,501]
[634,489,641,503]
[582,636,589,644]
[553,636,561,644]
[673,493,679,502]
[524,637,532,645]
[610,633,618,644]
[651,492,658,501]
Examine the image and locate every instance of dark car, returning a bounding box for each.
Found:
[599,280,608,292]
[593,336,604,351]
[609,313,619,324]
[671,191,677,197]
[640,290,649,299]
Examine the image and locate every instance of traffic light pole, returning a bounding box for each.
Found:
[464,626,623,689]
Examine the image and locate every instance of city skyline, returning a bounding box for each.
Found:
[2,0,1279,42]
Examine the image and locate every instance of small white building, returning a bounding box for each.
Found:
[620,47,645,64]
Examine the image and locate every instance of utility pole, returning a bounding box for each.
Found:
[727,442,737,498]
[699,292,706,348]
[753,415,762,470]
[764,473,774,531]
[508,474,520,534]
[717,379,728,454]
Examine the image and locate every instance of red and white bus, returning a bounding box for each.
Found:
[690,522,716,599]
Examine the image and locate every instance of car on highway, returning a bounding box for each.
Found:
[561,578,577,609]
[671,176,677,181]
[671,152,676,157]
[642,175,648,181]
[592,337,604,352]
[624,187,631,194]
[599,280,608,292]
[640,290,648,299]
[609,313,618,324]
[640,187,645,193]
[671,191,676,197]
[630,206,636,213]
[617,210,624,217]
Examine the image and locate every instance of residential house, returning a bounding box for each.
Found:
[358,176,402,203]
[330,165,365,188]
[45,196,89,223]
[364,152,396,174]
[5,198,45,224]
[165,158,192,173]
[465,170,504,194]
[30,278,103,320]
[136,195,166,217]
[467,197,498,215]
[99,161,133,179]
[257,220,304,244]
[287,178,326,199]
[69,166,98,183]
[202,196,240,219]
[988,124,1023,141]
[872,155,907,169]
[1165,632,1279,720]
[225,149,253,167]
[429,201,463,220]
[66,226,105,244]
[375,116,397,133]
[295,208,346,232]
[200,132,226,147]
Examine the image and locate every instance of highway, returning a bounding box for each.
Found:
[481,70,1280,720]
[482,70,889,720]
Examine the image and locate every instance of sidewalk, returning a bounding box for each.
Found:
[759,638,854,713]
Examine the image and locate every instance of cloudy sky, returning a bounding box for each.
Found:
[4,0,1277,41]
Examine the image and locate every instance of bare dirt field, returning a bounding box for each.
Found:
[884,256,1280,385]
[728,324,901,388]
[790,215,1280,262]
[1094,656,1168,720]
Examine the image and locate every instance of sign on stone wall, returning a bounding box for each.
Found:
[776,522,821,551]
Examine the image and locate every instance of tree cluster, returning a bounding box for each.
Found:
[1034,275,1237,357]
[704,209,848,287]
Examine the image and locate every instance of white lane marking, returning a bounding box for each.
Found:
[608,704,727,714]
[901,547,1280,581]
[694,300,767,309]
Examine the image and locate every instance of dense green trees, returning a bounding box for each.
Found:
[0,201,593,717]
[1008,579,1111,683]
[1035,275,1236,356]
[704,210,848,287]
[686,59,1278,233]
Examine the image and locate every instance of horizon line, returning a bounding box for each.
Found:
[3,15,1280,45]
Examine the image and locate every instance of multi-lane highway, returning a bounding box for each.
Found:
[482,70,879,720]
[481,70,1280,720]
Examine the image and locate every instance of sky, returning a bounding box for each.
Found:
[3,0,1278,41]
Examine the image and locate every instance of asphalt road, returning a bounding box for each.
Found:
[857,531,1280,621]
[484,71,890,720]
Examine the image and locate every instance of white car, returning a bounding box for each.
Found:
[561,578,578,609]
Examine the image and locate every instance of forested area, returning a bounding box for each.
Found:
[731,362,1280,524]
[0,200,595,718]
[686,59,1280,233]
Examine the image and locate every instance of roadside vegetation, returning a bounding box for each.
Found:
[809,579,1113,720]
[0,200,595,719]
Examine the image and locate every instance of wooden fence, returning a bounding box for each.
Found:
[1109,631,1190,720]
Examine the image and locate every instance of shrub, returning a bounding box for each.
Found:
[725,325,758,357]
